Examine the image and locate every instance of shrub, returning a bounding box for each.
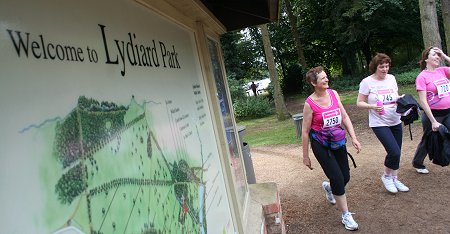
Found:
[227,75,247,101]
[328,74,362,91]
[393,68,420,85]
[328,68,420,91]
[233,96,273,120]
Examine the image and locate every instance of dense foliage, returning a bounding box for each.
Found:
[220,0,448,120]
[220,0,448,96]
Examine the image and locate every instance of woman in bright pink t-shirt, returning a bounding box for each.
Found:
[412,47,450,174]
[301,66,361,231]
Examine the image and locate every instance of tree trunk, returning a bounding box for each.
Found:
[340,48,358,76]
[361,40,372,70]
[418,0,442,48]
[442,0,450,53]
[259,24,290,121]
[284,0,307,68]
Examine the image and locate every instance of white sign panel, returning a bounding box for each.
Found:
[0,0,235,233]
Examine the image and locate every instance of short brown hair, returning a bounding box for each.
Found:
[369,53,391,74]
[305,66,324,85]
[418,46,434,70]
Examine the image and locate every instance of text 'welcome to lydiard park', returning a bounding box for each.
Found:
[6,24,181,77]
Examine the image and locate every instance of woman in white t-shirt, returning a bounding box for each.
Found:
[357,53,409,194]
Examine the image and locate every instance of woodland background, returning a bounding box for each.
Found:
[219,0,449,121]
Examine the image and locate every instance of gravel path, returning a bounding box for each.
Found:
[250,104,450,233]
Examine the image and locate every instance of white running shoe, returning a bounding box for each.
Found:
[393,177,410,192]
[415,168,429,174]
[342,212,359,231]
[381,175,398,193]
[322,181,336,205]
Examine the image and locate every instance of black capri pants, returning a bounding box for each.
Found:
[371,123,402,170]
[310,138,350,196]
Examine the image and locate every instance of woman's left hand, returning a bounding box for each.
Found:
[431,121,442,131]
[352,139,362,153]
[303,156,313,170]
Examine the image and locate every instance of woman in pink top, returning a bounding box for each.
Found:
[301,66,361,231]
[412,47,450,173]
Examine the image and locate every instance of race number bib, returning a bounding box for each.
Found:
[322,109,342,128]
[377,89,396,105]
[433,79,450,98]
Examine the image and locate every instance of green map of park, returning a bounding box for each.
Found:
[40,96,207,234]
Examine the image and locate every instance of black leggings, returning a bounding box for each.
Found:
[310,139,350,196]
[371,123,402,170]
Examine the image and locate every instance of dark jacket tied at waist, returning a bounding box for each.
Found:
[426,115,450,167]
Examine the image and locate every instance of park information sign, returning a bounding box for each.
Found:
[0,0,235,233]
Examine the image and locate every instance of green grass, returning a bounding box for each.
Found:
[238,115,299,146]
[238,84,418,146]
[399,84,418,99]
[338,90,359,104]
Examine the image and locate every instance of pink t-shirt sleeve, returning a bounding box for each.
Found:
[415,74,427,91]
[443,67,450,77]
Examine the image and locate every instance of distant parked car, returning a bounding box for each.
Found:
[244,78,271,96]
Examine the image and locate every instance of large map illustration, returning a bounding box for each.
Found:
[11,92,231,234]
